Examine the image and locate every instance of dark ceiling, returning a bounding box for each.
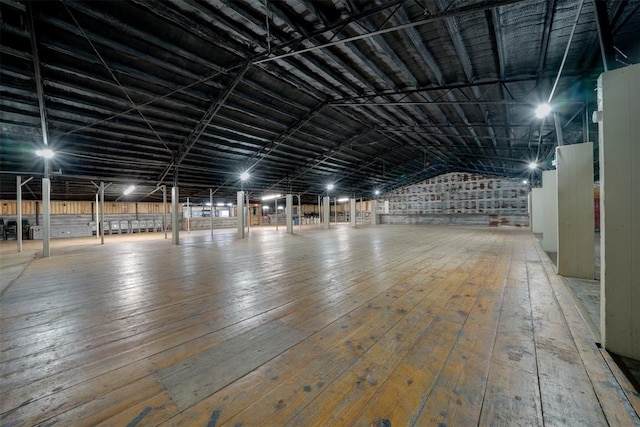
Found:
[1,0,638,203]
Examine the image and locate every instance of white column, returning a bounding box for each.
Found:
[163,185,167,239]
[298,195,302,230]
[286,194,293,234]
[237,191,245,238]
[17,176,23,252]
[597,64,640,358]
[350,198,356,228]
[171,186,179,245]
[95,192,99,239]
[209,188,213,237]
[531,188,545,234]
[371,200,378,225]
[556,142,594,279]
[541,170,558,253]
[42,178,51,257]
[323,196,330,230]
[100,182,105,245]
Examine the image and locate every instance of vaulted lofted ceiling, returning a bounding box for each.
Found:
[1,0,638,203]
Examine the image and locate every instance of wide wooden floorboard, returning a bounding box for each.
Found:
[1,225,638,426]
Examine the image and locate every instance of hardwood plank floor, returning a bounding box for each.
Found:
[1,225,638,426]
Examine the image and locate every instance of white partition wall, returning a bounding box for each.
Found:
[556,142,594,279]
[531,188,545,234]
[597,64,640,359]
[542,170,557,253]
[323,196,330,230]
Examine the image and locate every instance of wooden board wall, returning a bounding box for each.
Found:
[0,200,178,216]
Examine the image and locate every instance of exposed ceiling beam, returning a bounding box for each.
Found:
[254,0,527,65]
[157,61,251,184]
[592,0,617,72]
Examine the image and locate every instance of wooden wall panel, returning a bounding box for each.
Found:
[0,200,177,216]
[50,201,93,215]
[1,200,38,216]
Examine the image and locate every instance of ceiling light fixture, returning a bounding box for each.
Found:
[337,197,349,202]
[240,171,250,181]
[261,194,282,201]
[327,183,334,191]
[35,148,55,159]
[535,103,552,119]
[123,185,136,195]
[374,190,380,195]
[528,162,538,170]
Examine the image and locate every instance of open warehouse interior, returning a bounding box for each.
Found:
[1,0,640,425]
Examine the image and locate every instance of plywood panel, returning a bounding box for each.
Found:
[598,63,640,359]
[542,170,558,252]
[531,188,544,234]
[556,142,595,279]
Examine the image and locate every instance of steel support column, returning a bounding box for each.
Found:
[323,196,330,230]
[350,198,357,228]
[210,188,214,237]
[99,182,105,245]
[95,192,99,239]
[17,176,22,252]
[286,194,293,234]
[237,191,245,238]
[593,0,617,72]
[163,185,167,239]
[172,186,179,245]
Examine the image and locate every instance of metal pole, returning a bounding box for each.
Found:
[172,167,179,245]
[95,192,99,239]
[162,185,167,239]
[333,197,337,225]
[246,193,250,235]
[286,194,293,234]
[554,112,564,146]
[27,2,52,257]
[100,181,105,245]
[171,187,179,244]
[298,194,302,230]
[42,178,50,257]
[548,0,585,103]
[17,176,22,253]
[275,198,279,231]
[209,188,213,237]
[187,197,190,233]
[237,191,245,238]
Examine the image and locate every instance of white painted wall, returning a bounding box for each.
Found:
[556,142,594,279]
[531,188,545,234]
[598,64,640,359]
[542,170,558,253]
